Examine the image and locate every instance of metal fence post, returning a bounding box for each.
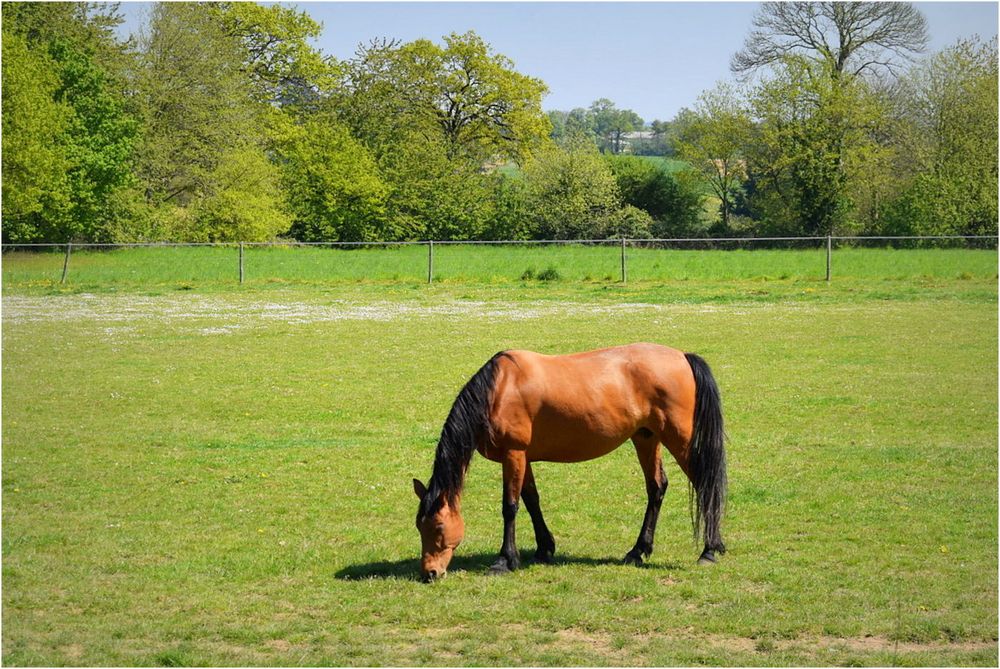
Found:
[826,235,832,282]
[621,237,627,284]
[427,240,434,284]
[61,243,72,284]
[239,242,245,284]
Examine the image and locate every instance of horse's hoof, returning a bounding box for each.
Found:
[535,549,554,564]
[697,551,717,566]
[623,552,645,567]
[488,558,513,575]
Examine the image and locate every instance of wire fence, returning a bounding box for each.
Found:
[2,234,997,286]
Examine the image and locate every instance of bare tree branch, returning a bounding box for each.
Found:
[731,2,928,79]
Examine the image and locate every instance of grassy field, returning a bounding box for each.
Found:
[637,155,698,175]
[2,268,997,665]
[2,245,996,292]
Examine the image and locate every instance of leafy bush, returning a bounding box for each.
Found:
[520,266,560,281]
[605,156,703,237]
[522,138,623,239]
[281,118,388,242]
[537,266,561,281]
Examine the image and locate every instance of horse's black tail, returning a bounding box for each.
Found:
[684,352,727,554]
[424,351,508,512]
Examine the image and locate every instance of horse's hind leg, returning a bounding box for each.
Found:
[623,430,668,566]
[521,462,556,563]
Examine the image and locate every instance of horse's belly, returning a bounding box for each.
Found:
[525,419,636,463]
[527,437,626,463]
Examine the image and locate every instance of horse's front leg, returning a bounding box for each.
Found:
[490,447,526,573]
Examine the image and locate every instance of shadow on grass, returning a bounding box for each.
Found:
[334,550,687,581]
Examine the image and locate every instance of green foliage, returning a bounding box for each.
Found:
[1,2,992,245]
[481,174,534,241]
[674,83,754,230]
[374,134,496,241]
[50,40,141,241]
[335,30,552,241]
[518,265,562,281]
[611,205,655,239]
[548,101,651,154]
[589,98,643,154]
[881,38,999,236]
[280,117,388,242]
[605,156,703,237]
[342,31,550,165]
[136,3,288,242]
[522,138,624,239]
[1,2,139,243]
[1,27,71,242]
[209,1,336,108]
[747,57,890,235]
[185,146,291,242]
[714,3,997,238]
[536,266,561,281]
[564,108,595,143]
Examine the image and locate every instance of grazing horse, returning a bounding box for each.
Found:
[412,343,726,583]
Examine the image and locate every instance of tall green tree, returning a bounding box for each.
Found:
[748,57,890,234]
[136,2,289,241]
[733,2,929,234]
[588,98,643,154]
[882,38,999,235]
[339,31,551,239]
[2,2,140,243]
[674,83,754,230]
[1,27,71,242]
[342,31,550,165]
[209,1,336,108]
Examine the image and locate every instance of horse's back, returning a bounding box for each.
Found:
[488,344,696,463]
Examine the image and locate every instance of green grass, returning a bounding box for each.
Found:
[2,277,997,665]
[636,155,696,175]
[3,245,996,293]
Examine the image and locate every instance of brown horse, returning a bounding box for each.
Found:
[412,343,727,582]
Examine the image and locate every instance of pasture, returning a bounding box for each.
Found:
[2,260,997,665]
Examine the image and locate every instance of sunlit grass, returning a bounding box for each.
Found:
[2,280,997,665]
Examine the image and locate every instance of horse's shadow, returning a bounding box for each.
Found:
[334,551,686,581]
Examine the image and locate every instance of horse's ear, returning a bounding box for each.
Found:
[412,478,427,498]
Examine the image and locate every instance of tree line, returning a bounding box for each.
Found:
[2,2,996,244]
[675,3,997,238]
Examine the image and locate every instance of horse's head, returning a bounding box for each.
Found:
[412,478,464,582]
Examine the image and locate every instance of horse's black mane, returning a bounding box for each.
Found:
[418,351,509,519]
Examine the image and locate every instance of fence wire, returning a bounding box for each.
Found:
[2,235,996,285]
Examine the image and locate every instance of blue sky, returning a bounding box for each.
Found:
[117,1,999,122]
